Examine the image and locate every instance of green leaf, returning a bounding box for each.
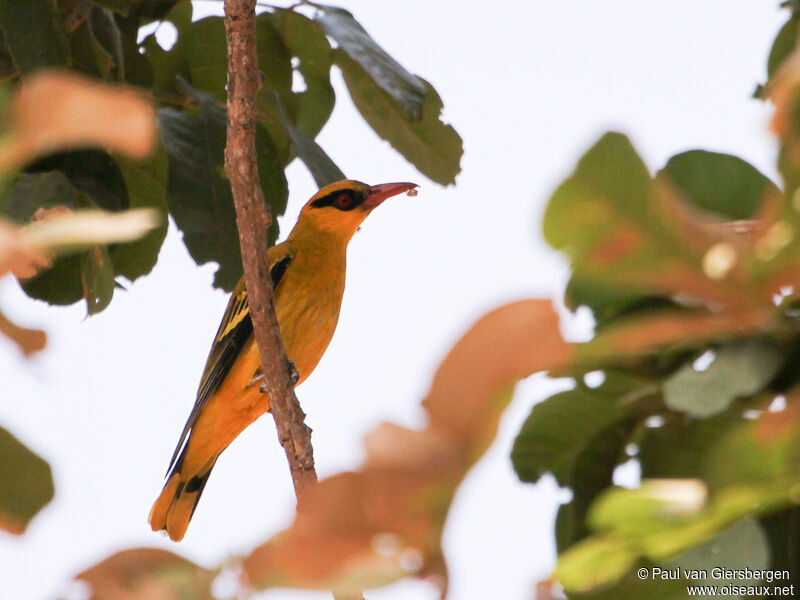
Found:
[544,132,651,257]
[0,31,18,81]
[556,481,784,593]
[111,151,169,282]
[513,374,659,551]
[542,132,762,308]
[760,506,800,592]
[336,50,462,185]
[158,91,288,290]
[638,412,743,480]
[184,17,230,101]
[662,340,782,418]
[81,244,115,315]
[665,518,770,591]
[265,9,335,138]
[317,6,425,118]
[0,171,79,222]
[658,151,778,220]
[141,1,192,94]
[281,116,345,187]
[0,425,54,535]
[88,0,132,16]
[0,0,69,73]
[554,535,639,593]
[511,375,655,485]
[88,6,125,79]
[1,168,147,312]
[22,255,84,306]
[27,150,129,213]
[184,15,293,166]
[560,520,769,599]
[768,16,799,81]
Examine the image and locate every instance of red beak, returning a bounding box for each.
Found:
[363,182,418,209]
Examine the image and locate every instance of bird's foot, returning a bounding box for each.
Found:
[287,360,300,386]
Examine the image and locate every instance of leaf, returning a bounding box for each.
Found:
[638,412,743,480]
[582,307,772,364]
[658,150,778,220]
[76,548,215,600]
[543,132,761,310]
[184,17,231,102]
[335,50,462,185]
[760,506,800,593]
[141,2,192,94]
[243,300,573,593]
[555,481,785,593]
[665,518,770,590]
[0,0,69,74]
[88,0,132,16]
[27,150,129,213]
[88,6,125,78]
[111,151,169,281]
[0,308,46,356]
[158,90,288,290]
[22,208,161,250]
[18,205,160,309]
[511,374,655,485]
[185,15,294,166]
[21,254,84,306]
[767,16,799,83]
[554,399,800,595]
[317,6,425,118]
[0,31,17,81]
[0,425,54,535]
[1,171,79,222]
[513,375,660,550]
[0,71,157,172]
[560,519,769,599]
[662,340,783,417]
[266,9,335,138]
[81,244,115,315]
[281,114,346,187]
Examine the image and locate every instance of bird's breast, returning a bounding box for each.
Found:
[273,252,346,385]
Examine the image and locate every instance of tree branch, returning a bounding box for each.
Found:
[223,6,364,598]
[222,0,317,504]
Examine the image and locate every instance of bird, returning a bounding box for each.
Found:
[148,179,417,541]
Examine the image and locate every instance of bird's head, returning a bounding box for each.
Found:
[292,179,418,241]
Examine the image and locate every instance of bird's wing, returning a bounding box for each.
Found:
[166,246,294,473]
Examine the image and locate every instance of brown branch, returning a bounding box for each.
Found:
[223,6,365,598]
[222,0,317,504]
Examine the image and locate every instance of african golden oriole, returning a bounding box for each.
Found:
[149,179,417,541]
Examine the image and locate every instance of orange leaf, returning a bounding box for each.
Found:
[0,309,46,356]
[76,548,214,600]
[0,71,156,171]
[242,300,572,595]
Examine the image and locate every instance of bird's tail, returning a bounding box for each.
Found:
[148,450,218,542]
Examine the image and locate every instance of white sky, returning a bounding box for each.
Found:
[0,2,786,599]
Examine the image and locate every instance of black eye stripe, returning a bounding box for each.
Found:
[310,189,364,211]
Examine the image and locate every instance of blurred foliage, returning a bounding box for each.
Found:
[0,0,462,306]
[5,3,800,600]
[515,7,800,597]
[0,69,161,533]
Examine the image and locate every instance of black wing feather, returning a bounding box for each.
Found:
[166,255,293,474]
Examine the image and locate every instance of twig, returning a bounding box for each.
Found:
[222,0,317,504]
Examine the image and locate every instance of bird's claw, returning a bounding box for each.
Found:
[287,360,300,386]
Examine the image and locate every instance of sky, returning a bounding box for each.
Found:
[0,2,788,599]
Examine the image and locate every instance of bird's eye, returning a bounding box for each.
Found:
[335,194,353,209]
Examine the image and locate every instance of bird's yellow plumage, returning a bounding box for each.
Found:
[149,179,417,541]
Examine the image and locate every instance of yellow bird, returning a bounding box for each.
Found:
[149,179,417,541]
